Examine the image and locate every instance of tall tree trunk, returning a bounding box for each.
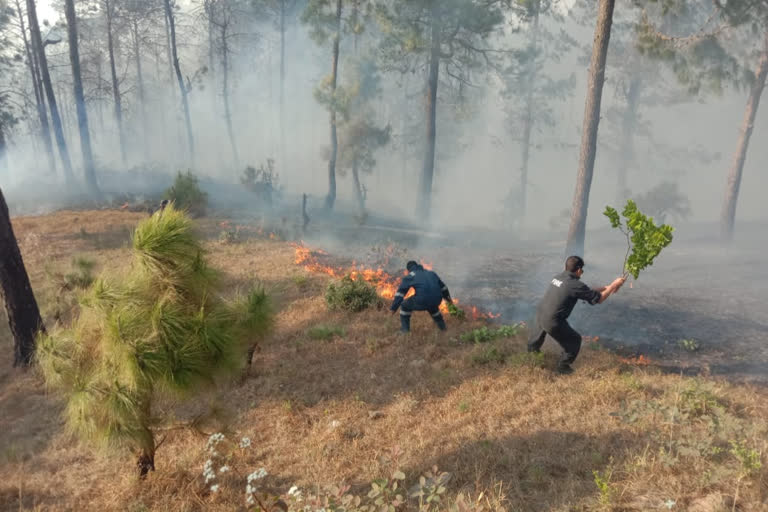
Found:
[324,0,342,210]
[0,187,46,367]
[720,33,768,241]
[26,0,76,186]
[417,1,440,222]
[164,0,195,159]
[279,0,286,171]
[352,156,365,215]
[15,0,56,176]
[0,123,7,175]
[132,19,149,161]
[221,23,239,166]
[105,0,127,164]
[518,0,541,227]
[616,76,641,203]
[565,0,615,257]
[64,0,100,196]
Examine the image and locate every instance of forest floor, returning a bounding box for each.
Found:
[0,209,767,511]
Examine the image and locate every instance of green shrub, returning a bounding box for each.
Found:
[37,206,272,476]
[471,344,508,365]
[307,325,345,340]
[164,171,208,217]
[325,276,381,312]
[460,324,522,343]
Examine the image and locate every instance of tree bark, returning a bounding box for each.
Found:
[565,0,615,257]
[518,0,541,228]
[26,0,76,186]
[352,156,365,215]
[64,0,100,196]
[0,187,45,367]
[221,21,239,166]
[164,0,195,159]
[105,0,127,164]
[15,0,56,176]
[0,123,7,175]
[324,0,342,210]
[417,1,440,222]
[720,33,768,241]
[132,19,149,161]
[616,76,641,203]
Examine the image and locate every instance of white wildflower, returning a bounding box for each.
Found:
[664,499,676,510]
[203,459,217,483]
[207,432,226,453]
[246,495,255,505]
[247,468,268,482]
[288,485,301,498]
[240,437,252,449]
[210,484,220,493]
[219,465,230,474]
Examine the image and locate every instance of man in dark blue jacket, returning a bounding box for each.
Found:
[390,261,452,333]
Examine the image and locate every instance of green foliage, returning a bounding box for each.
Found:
[325,276,381,312]
[164,171,208,218]
[460,324,522,344]
[446,302,465,320]
[307,324,345,340]
[36,206,273,470]
[729,440,762,476]
[678,338,701,352]
[603,199,674,279]
[592,467,613,508]
[470,344,507,365]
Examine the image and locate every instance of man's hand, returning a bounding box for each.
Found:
[611,276,627,293]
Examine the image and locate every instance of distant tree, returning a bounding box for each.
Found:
[501,0,576,227]
[63,0,100,194]
[164,0,195,159]
[302,0,344,210]
[376,0,505,221]
[0,186,45,367]
[632,181,691,224]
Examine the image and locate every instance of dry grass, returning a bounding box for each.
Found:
[1,210,768,511]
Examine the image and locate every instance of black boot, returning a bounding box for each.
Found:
[432,313,447,331]
[400,312,411,333]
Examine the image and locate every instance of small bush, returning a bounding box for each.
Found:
[447,302,465,320]
[460,324,522,344]
[307,325,345,340]
[241,159,280,207]
[678,338,701,352]
[325,276,381,312]
[164,171,208,217]
[471,344,508,365]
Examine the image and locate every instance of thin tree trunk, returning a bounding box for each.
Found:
[324,0,342,210]
[518,0,540,227]
[105,0,127,164]
[221,22,239,166]
[64,0,100,196]
[133,19,149,161]
[352,156,365,215]
[27,0,76,186]
[417,1,440,221]
[616,76,641,203]
[15,0,56,176]
[0,123,7,175]
[0,187,46,367]
[720,33,768,241]
[565,0,615,257]
[164,0,195,159]
[279,0,286,171]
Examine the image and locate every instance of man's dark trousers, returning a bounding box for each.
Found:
[528,321,582,367]
[400,297,446,332]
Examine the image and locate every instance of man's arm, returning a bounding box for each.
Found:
[437,275,453,303]
[596,277,626,304]
[390,276,413,311]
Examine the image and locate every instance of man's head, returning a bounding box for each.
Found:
[565,255,585,277]
[406,260,420,273]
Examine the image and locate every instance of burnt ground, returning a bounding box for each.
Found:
[302,218,768,385]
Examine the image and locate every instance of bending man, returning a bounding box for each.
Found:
[528,255,625,374]
[390,261,452,333]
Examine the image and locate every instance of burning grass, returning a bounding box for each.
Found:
[0,210,767,511]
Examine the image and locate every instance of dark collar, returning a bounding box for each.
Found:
[566,271,581,280]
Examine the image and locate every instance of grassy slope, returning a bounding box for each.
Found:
[0,211,766,511]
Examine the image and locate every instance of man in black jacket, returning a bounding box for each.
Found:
[528,255,626,374]
[390,261,452,333]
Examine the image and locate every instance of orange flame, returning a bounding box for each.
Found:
[291,243,498,320]
[618,354,651,366]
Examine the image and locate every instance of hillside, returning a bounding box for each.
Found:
[0,210,766,511]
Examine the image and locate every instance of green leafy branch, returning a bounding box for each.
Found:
[603,200,674,280]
